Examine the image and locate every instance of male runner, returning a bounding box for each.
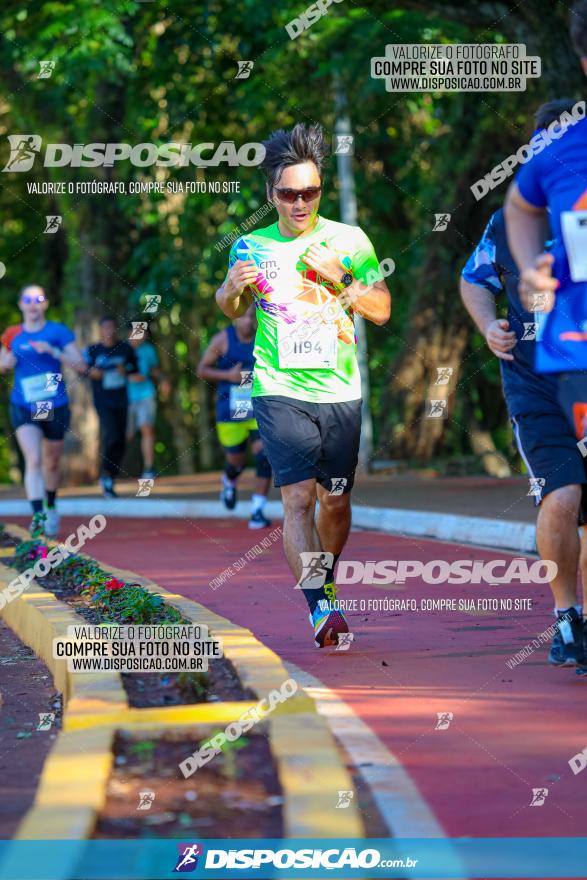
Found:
[127,323,169,480]
[0,285,86,536]
[504,5,587,674]
[215,123,391,647]
[85,317,138,497]
[197,305,272,528]
[462,201,587,666]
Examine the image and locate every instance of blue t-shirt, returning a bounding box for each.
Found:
[127,341,158,403]
[462,209,558,417]
[1,320,74,408]
[515,116,587,373]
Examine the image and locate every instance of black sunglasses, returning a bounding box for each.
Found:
[273,186,322,204]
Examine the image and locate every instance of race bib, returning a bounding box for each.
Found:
[229,384,253,420]
[561,210,587,282]
[277,322,337,370]
[103,369,126,390]
[20,373,58,403]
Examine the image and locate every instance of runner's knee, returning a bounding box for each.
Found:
[225,461,244,481]
[540,484,581,521]
[254,450,272,479]
[282,483,315,517]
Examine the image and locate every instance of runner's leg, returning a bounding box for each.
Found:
[140,422,155,472]
[536,485,580,610]
[15,424,44,514]
[281,479,320,583]
[249,435,271,528]
[316,483,351,560]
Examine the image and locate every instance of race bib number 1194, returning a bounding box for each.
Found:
[278,323,337,369]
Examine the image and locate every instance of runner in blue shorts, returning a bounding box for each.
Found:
[0,285,86,536]
[504,8,587,674]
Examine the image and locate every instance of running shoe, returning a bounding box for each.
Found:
[28,511,46,538]
[100,476,118,499]
[44,505,60,538]
[310,582,349,648]
[548,608,584,666]
[221,476,237,510]
[575,620,587,677]
[249,510,272,529]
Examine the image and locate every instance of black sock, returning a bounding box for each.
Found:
[31,499,43,514]
[46,490,57,509]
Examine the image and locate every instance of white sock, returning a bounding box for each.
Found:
[554,605,582,617]
[251,494,266,514]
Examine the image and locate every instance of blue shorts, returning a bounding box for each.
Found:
[9,402,71,441]
[511,376,587,522]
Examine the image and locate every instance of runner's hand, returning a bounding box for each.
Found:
[224,260,258,299]
[227,362,244,384]
[30,340,58,358]
[485,319,516,361]
[300,242,345,284]
[519,252,558,313]
[89,367,103,380]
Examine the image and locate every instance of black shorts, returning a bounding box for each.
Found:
[252,395,361,492]
[9,402,71,441]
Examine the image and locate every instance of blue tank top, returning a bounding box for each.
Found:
[216,325,256,422]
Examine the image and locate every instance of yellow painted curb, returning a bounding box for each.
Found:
[1,523,364,839]
[0,560,127,714]
[15,726,115,840]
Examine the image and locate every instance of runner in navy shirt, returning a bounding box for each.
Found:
[0,285,86,536]
[504,23,587,672]
[197,305,272,528]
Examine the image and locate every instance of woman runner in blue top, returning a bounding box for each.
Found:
[0,285,86,536]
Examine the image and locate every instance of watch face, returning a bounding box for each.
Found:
[341,273,353,287]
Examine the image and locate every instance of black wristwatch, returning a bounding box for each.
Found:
[339,272,353,287]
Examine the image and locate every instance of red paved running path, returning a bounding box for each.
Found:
[50,516,586,839]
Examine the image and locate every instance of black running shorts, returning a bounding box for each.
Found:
[252,395,361,492]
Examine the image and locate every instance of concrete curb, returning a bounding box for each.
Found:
[0,497,537,553]
[0,524,364,843]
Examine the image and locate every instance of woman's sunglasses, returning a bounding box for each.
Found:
[21,294,46,304]
[273,186,322,204]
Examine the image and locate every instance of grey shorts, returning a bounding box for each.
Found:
[127,396,156,433]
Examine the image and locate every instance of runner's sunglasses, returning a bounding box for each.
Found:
[273,186,322,204]
[21,294,46,304]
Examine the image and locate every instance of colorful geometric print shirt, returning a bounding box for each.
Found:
[1,320,74,408]
[227,216,382,404]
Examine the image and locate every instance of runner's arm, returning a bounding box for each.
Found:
[197,332,241,384]
[61,341,90,374]
[215,259,257,319]
[0,346,16,372]
[344,278,391,325]
[460,279,515,361]
[504,183,557,311]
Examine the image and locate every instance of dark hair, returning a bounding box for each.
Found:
[570,0,587,57]
[99,315,116,325]
[534,98,579,129]
[261,123,328,191]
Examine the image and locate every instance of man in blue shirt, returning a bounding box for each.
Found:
[0,285,86,536]
[504,2,587,673]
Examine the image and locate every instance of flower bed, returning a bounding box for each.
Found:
[5,518,252,706]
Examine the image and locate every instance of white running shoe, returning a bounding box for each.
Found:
[44,506,60,538]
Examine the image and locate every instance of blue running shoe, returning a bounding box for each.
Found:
[549,608,584,666]
[310,582,349,648]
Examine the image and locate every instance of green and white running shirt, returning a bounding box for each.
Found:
[227,215,381,403]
